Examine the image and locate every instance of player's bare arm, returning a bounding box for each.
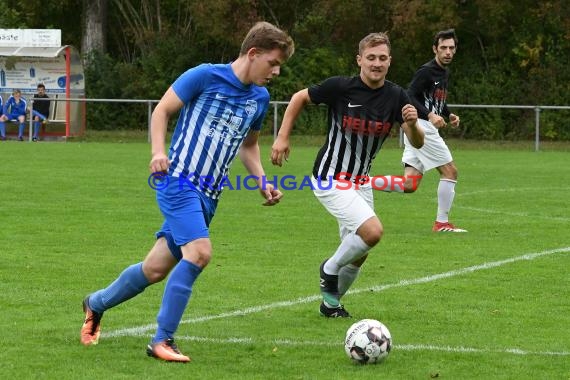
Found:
[241,130,283,206]
[149,87,183,173]
[401,104,424,149]
[271,88,312,166]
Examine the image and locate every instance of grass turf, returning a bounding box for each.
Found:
[0,138,568,379]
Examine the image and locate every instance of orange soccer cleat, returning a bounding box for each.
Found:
[80,296,103,346]
[146,339,191,363]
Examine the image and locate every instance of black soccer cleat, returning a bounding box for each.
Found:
[319,302,351,318]
[319,259,339,296]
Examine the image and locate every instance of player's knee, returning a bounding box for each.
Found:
[447,167,458,180]
[403,183,417,193]
[358,218,383,247]
[143,262,171,283]
[181,239,212,268]
[197,250,212,266]
[403,177,421,193]
[440,163,458,180]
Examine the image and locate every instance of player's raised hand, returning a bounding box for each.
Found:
[270,136,290,167]
[449,113,460,128]
[401,104,418,126]
[428,113,447,128]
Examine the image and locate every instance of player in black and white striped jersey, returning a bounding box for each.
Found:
[379,29,467,233]
[271,32,424,317]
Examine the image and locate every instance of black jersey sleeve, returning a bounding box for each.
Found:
[395,87,411,125]
[407,66,432,119]
[307,76,344,106]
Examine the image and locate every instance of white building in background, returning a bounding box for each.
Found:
[0,29,85,139]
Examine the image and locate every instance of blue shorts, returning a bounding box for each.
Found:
[155,176,218,251]
[32,110,48,121]
[6,113,24,120]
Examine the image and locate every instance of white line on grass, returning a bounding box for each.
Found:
[453,205,570,222]
[107,246,570,339]
[457,187,570,198]
[178,337,570,357]
[114,334,570,357]
[438,187,570,222]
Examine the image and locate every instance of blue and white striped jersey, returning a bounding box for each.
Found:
[167,63,269,199]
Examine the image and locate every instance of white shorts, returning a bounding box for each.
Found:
[402,119,453,173]
[311,177,376,240]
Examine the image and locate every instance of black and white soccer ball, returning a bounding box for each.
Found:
[344,319,392,364]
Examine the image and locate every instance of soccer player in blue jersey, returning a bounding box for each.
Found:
[378,29,466,232]
[271,33,424,318]
[80,21,294,362]
[0,89,28,141]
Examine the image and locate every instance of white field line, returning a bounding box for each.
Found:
[106,246,570,340]
[103,334,570,357]
[170,336,570,357]
[457,187,570,198]
[454,205,570,222]
[453,187,570,222]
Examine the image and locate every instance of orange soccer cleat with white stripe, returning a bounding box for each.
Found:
[80,296,103,346]
[146,339,191,363]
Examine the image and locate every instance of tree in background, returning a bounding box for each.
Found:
[82,0,108,64]
[2,0,569,139]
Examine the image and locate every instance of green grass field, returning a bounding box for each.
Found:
[1,138,569,379]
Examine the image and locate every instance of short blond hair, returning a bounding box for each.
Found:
[358,32,391,55]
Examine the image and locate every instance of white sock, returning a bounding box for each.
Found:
[436,179,456,222]
[338,264,361,298]
[324,232,370,274]
[372,175,405,193]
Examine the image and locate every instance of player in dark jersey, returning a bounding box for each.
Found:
[378,29,466,232]
[31,84,50,141]
[271,32,424,317]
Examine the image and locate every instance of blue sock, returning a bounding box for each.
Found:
[18,123,25,137]
[33,121,41,138]
[153,260,202,343]
[0,122,5,137]
[88,262,150,314]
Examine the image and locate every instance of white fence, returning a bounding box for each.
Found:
[21,97,570,151]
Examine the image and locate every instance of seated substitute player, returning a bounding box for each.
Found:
[0,89,28,141]
[31,83,51,142]
[80,21,294,362]
[377,29,466,232]
[271,32,424,318]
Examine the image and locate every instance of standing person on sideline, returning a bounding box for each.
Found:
[0,95,4,140]
[377,29,466,232]
[80,21,294,362]
[31,83,50,141]
[271,32,424,318]
[0,89,27,141]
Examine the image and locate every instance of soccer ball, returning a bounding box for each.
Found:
[344,319,392,364]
